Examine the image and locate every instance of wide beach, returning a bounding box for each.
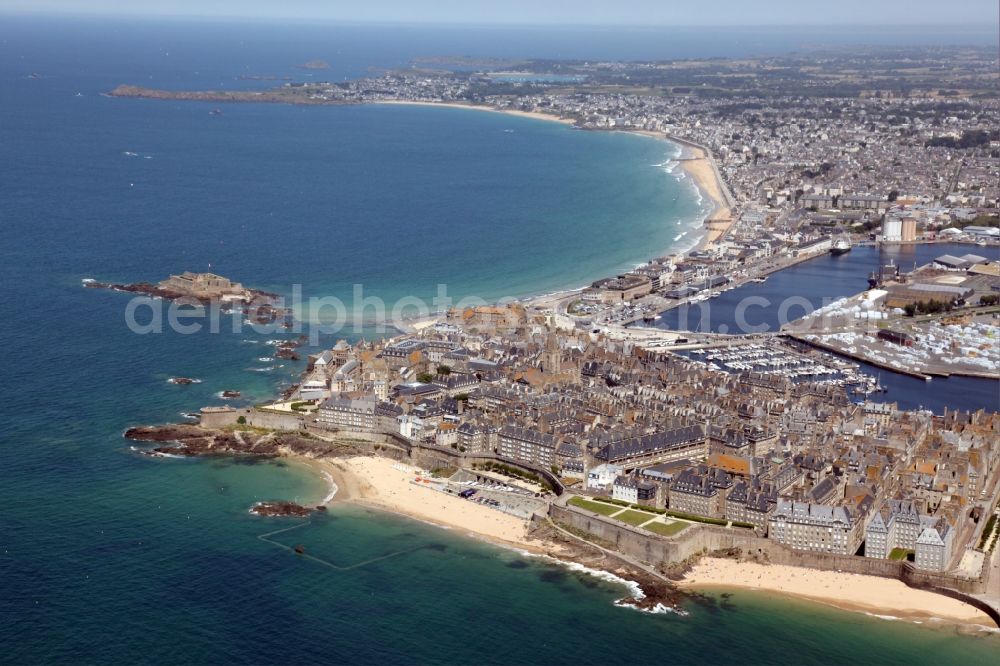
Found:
[296,454,994,629]
[679,557,994,628]
[300,454,547,553]
[371,99,728,325]
[676,145,734,246]
[375,99,578,126]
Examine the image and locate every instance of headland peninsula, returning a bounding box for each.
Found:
[111,46,999,629]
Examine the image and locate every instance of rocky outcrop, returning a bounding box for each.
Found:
[86,278,290,321]
[250,501,315,517]
[527,520,688,614]
[124,424,351,460]
[275,339,303,361]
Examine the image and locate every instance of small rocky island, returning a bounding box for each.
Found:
[297,59,330,70]
[108,84,356,107]
[85,271,291,323]
[250,501,316,517]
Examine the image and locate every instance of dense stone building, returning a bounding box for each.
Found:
[317,395,377,432]
[497,425,556,468]
[158,271,248,299]
[457,422,498,455]
[865,499,921,559]
[914,519,954,572]
[725,478,777,530]
[769,499,868,555]
[594,424,707,467]
[669,468,724,518]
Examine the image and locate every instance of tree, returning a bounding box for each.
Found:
[237,416,247,425]
[416,372,434,384]
[436,364,452,375]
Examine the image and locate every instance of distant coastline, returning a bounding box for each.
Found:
[108,86,724,310]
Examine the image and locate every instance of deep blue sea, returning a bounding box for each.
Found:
[1,16,999,664]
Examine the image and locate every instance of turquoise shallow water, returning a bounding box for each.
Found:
[1,16,999,665]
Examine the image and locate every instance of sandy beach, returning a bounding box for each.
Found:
[679,150,734,246]
[625,128,732,248]
[294,455,993,626]
[679,557,993,627]
[304,454,549,553]
[374,99,577,126]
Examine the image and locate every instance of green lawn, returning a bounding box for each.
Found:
[615,509,657,527]
[889,548,913,561]
[568,497,622,517]
[645,520,688,537]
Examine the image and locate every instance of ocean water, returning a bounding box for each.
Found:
[1,16,999,664]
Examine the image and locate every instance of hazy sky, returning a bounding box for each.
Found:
[1,0,997,25]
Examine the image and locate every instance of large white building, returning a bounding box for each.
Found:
[882,218,903,242]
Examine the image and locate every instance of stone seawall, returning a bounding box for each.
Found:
[198,406,304,431]
[550,503,765,564]
[246,409,304,431]
[550,504,990,597]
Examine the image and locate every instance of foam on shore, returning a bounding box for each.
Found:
[519,550,687,616]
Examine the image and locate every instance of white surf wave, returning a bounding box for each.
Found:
[320,471,339,504]
[518,551,688,616]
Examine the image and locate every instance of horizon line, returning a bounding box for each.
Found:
[1,9,998,30]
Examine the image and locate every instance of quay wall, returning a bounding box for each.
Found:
[550,504,991,597]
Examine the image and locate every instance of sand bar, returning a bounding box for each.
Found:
[679,557,993,627]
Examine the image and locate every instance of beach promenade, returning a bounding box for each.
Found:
[296,450,996,630]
